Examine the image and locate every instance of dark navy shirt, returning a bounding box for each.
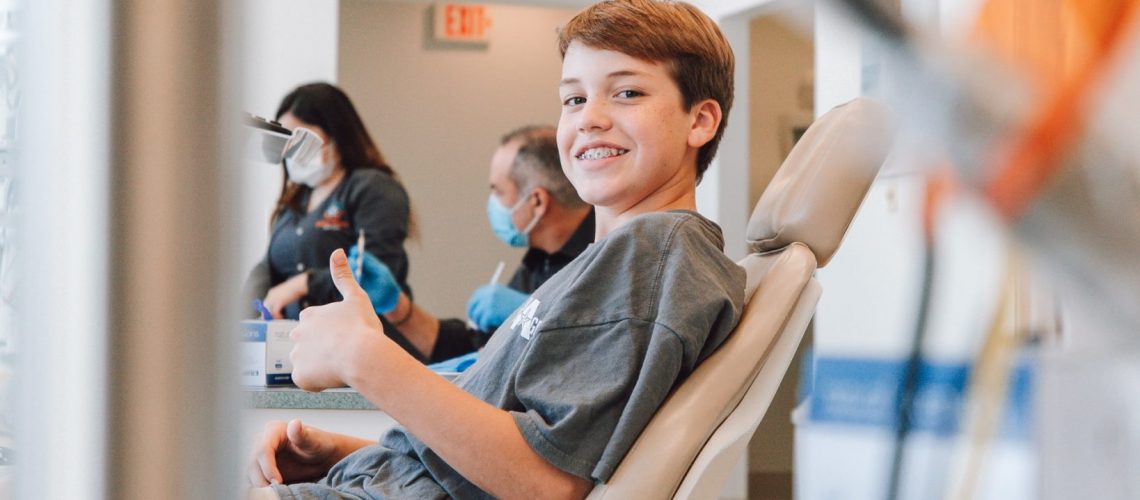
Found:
[246,167,411,319]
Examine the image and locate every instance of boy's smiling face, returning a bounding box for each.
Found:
[557,42,718,219]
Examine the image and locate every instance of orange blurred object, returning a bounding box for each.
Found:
[921,167,956,244]
[972,0,1139,87]
[971,0,1140,220]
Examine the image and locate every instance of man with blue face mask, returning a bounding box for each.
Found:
[350,125,594,362]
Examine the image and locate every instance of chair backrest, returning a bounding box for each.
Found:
[585,98,894,499]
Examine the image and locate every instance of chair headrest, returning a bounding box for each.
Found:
[745,97,894,267]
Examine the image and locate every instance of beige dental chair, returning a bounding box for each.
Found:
[585,97,894,499]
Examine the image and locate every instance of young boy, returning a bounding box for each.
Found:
[247,1,744,498]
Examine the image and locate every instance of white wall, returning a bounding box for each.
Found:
[813,1,864,115]
[240,0,339,120]
[338,1,577,318]
[745,14,814,476]
[238,0,340,275]
[747,16,813,208]
[811,0,1005,358]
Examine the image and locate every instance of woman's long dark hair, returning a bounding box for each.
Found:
[272,82,396,220]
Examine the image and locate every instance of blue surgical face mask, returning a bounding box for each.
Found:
[487,192,541,248]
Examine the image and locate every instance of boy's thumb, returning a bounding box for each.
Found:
[286,418,313,451]
[289,419,312,446]
[329,248,367,301]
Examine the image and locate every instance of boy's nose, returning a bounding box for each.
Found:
[577,99,612,132]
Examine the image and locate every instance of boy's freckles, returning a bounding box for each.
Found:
[557,42,698,216]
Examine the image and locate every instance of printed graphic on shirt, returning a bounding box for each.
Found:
[510,297,543,340]
[314,202,350,230]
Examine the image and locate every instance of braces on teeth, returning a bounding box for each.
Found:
[578,148,628,160]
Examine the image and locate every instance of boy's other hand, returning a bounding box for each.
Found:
[247,419,337,487]
[290,248,388,391]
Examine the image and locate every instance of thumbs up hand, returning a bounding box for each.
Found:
[288,248,388,392]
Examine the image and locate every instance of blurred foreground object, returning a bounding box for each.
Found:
[804,1,1140,498]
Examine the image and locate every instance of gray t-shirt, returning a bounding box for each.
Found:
[273,210,745,500]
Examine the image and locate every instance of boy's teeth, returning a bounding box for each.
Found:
[578,147,627,160]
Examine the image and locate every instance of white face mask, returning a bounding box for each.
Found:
[282,126,334,187]
[285,156,335,187]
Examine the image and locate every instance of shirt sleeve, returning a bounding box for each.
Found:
[510,318,686,481]
[270,483,350,500]
[307,172,411,304]
[354,174,411,285]
[506,263,530,292]
[243,254,273,314]
[429,319,488,363]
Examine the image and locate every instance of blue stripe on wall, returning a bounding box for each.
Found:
[808,355,1034,439]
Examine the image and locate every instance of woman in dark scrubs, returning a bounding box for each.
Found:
[245,83,419,356]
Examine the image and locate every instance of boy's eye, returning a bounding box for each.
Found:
[562,96,586,106]
[616,90,643,99]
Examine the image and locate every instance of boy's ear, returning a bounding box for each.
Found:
[687,99,722,149]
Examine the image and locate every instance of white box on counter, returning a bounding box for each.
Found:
[240,320,297,386]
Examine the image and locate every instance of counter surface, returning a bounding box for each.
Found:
[243,386,376,410]
[243,370,460,411]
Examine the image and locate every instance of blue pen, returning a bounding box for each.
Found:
[252,299,272,320]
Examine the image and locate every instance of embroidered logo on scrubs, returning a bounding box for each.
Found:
[314,202,350,230]
[510,297,543,340]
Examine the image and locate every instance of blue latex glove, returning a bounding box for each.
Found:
[466,284,529,332]
[427,351,479,375]
[252,299,272,320]
[347,245,401,314]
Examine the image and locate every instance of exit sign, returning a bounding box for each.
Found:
[433,4,492,44]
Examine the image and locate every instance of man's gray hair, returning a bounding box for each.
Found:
[500,125,586,209]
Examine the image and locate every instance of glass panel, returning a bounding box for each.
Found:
[0,0,18,492]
